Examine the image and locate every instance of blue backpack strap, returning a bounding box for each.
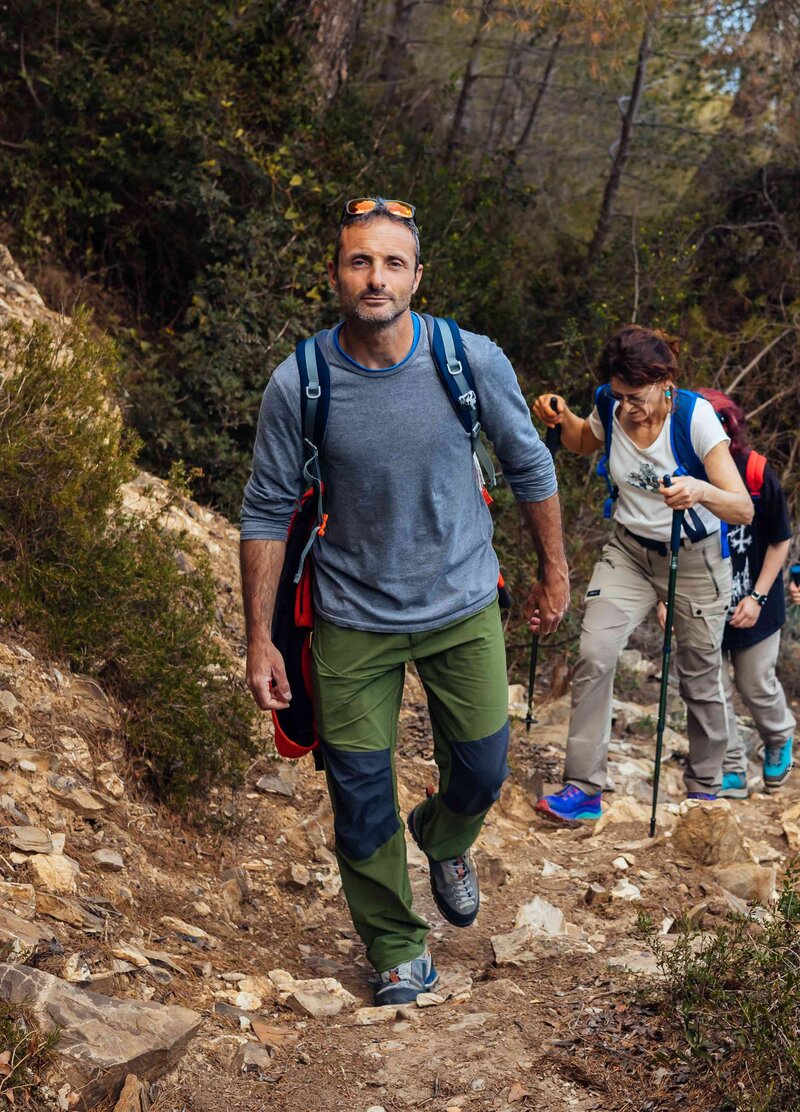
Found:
[428,316,496,490]
[294,333,331,581]
[594,384,618,519]
[668,389,708,541]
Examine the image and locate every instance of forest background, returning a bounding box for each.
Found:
[0,0,799,786]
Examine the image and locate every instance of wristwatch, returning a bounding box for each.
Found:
[750,590,768,607]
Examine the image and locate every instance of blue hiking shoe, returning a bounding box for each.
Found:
[374,950,439,1006]
[764,738,793,792]
[687,792,717,801]
[718,772,748,800]
[534,784,602,824]
[407,805,480,927]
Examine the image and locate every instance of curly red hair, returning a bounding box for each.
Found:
[696,388,749,458]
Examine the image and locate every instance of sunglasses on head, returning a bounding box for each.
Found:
[341,196,416,221]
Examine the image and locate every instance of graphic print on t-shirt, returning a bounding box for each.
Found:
[727,524,754,618]
[626,460,661,493]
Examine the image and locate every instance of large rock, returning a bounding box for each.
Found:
[28,852,79,895]
[592,796,650,836]
[491,925,594,964]
[713,863,777,905]
[672,800,751,866]
[0,963,201,1109]
[781,801,800,851]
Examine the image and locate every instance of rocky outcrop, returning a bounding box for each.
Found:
[0,964,201,1108]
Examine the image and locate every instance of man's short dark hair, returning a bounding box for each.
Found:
[333,205,421,270]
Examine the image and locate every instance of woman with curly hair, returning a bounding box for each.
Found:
[531,325,753,822]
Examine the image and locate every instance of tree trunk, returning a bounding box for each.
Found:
[446,0,495,157]
[587,14,654,267]
[378,0,417,101]
[307,0,367,105]
[484,32,522,153]
[508,29,563,167]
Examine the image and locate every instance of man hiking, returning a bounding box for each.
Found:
[240,196,569,1004]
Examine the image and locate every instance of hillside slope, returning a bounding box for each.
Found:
[0,250,797,1111]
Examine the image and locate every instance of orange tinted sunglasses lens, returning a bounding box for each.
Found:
[347,198,378,215]
[383,200,414,218]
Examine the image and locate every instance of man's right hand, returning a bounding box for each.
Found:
[246,640,292,711]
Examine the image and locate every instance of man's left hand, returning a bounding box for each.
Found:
[523,566,570,635]
[728,595,761,629]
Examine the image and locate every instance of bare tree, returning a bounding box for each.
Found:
[587,12,655,266]
[378,0,418,99]
[307,0,368,104]
[508,28,563,167]
[446,0,496,156]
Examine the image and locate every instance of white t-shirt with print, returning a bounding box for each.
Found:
[587,395,730,542]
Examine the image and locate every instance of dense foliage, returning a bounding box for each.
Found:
[0,0,797,684]
[0,316,257,805]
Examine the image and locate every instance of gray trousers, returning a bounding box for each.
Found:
[721,630,796,775]
[565,527,732,795]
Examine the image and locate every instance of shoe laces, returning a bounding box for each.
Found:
[558,785,583,800]
[442,854,476,910]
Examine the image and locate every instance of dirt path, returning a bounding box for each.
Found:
[149,677,797,1112]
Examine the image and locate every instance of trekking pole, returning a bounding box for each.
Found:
[791,564,800,588]
[650,475,684,837]
[525,397,562,733]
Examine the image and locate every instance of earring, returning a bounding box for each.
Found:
[665,388,672,399]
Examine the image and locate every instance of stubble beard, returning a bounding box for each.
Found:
[344,290,412,329]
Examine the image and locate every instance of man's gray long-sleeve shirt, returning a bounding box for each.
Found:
[241,322,557,633]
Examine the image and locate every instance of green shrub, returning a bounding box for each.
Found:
[638,866,800,1111]
[0,999,59,1108]
[0,315,257,806]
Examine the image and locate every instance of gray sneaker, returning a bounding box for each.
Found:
[407,804,480,927]
[374,949,439,1006]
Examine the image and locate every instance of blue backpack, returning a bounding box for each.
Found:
[594,384,717,544]
[271,316,509,763]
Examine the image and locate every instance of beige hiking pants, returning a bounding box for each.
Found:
[722,630,796,775]
[564,526,732,795]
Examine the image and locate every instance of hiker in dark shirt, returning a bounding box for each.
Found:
[688,390,795,795]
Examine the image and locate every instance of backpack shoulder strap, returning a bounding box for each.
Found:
[295,332,331,472]
[593,385,618,519]
[594,384,615,456]
[745,450,767,497]
[424,314,496,490]
[293,332,331,582]
[669,389,704,479]
[670,389,710,541]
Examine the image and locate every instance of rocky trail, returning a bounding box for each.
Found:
[1,249,799,1111]
[2,588,798,1111]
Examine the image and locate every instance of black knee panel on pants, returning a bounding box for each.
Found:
[442,722,510,815]
[320,741,400,861]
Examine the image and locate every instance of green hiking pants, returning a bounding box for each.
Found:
[311,599,509,973]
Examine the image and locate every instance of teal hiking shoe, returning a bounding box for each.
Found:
[718,772,748,799]
[534,784,601,824]
[407,805,480,928]
[764,738,793,791]
[374,950,439,1006]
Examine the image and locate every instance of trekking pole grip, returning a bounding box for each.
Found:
[791,563,800,588]
[545,395,561,454]
[663,475,683,552]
